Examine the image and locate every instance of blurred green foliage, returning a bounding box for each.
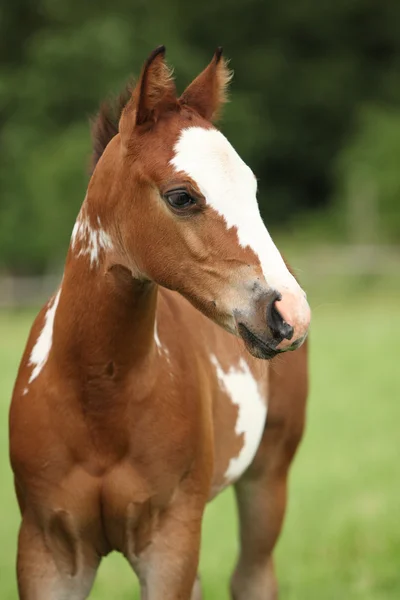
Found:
[1,0,400,273]
[335,105,400,244]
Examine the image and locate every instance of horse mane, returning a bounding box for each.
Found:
[90,82,133,173]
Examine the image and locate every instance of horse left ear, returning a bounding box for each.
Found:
[179,48,233,121]
[120,46,176,142]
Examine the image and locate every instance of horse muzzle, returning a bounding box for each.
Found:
[234,288,311,360]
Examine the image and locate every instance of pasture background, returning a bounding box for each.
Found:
[1,0,400,598]
[1,277,399,599]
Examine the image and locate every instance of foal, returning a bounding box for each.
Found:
[10,47,310,599]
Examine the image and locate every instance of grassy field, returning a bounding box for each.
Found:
[1,282,399,599]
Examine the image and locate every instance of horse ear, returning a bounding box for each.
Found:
[120,46,176,140]
[134,45,176,126]
[179,48,233,121]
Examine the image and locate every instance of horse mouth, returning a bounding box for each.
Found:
[237,323,279,360]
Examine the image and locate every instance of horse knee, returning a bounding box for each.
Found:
[191,574,202,600]
[231,558,277,600]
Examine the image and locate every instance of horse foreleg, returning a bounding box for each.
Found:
[230,470,288,600]
[128,492,205,600]
[230,345,308,599]
[17,512,100,600]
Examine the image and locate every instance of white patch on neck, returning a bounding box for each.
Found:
[28,288,61,383]
[211,355,267,482]
[71,209,113,267]
[170,127,298,292]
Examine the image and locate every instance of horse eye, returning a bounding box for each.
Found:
[166,191,195,210]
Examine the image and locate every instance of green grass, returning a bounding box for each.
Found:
[1,286,399,599]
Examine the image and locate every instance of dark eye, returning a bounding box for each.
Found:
[165,190,195,210]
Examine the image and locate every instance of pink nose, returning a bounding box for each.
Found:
[268,291,311,350]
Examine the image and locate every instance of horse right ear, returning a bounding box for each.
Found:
[119,46,177,144]
[179,48,233,122]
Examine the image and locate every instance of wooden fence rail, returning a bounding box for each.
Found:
[0,245,399,308]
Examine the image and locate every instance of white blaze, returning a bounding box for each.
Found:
[170,127,299,292]
[28,288,61,383]
[211,355,267,482]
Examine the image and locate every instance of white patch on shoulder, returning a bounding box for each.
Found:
[71,209,113,267]
[170,127,298,292]
[211,354,267,482]
[28,288,61,383]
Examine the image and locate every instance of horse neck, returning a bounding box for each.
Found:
[55,195,159,377]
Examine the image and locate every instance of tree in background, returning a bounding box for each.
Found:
[1,0,400,273]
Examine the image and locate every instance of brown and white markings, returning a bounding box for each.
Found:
[10,46,310,599]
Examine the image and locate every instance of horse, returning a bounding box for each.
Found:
[9,46,310,600]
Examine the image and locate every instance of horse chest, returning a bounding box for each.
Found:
[210,355,268,494]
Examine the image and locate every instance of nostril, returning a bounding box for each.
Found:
[267,293,294,342]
